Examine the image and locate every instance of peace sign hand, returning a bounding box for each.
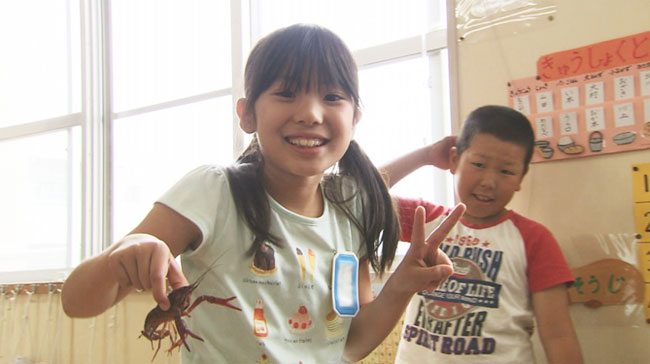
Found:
[392,203,465,295]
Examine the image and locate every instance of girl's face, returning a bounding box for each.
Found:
[238,80,359,184]
[449,133,526,225]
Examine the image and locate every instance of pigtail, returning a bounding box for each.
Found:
[324,140,400,276]
[226,136,282,255]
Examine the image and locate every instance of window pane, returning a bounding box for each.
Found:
[357,53,452,204]
[0,1,81,127]
[110,0,231,112]
[0,128,81,272]
[253,0,445,50]
[112,97,233,238]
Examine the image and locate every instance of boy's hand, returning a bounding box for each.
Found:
[393,203,465,294]
[107,234,189,310]
[427,135,456,170]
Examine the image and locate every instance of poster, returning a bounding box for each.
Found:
[507,31,650,163]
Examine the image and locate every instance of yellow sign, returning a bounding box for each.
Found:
[632,163,650,204]
[633,163,650,242]
[634,203,650,242]
[633,163,650,323]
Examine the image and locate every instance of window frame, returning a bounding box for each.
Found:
[0,0,459,283]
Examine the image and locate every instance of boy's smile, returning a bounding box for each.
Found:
[450,133,526,225]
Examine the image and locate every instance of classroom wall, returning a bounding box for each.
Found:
[454,0,650,363]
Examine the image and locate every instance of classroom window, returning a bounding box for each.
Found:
[109,1,233,239]
[0,0,82,281]
[0,0,454,282]
[251,0,453,203]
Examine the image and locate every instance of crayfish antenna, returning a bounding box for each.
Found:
[186,259,223,289]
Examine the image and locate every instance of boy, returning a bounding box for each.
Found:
[384,105,583,363]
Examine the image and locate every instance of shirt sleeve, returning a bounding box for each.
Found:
[156,164,231,249]
[515,214,574,293]
[397,197,448,242]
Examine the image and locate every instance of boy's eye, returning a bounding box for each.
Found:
[501,169,515,175]
[471,162,484,168]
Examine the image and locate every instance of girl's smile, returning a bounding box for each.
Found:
[286,136,327,148]
[237,80,359,213]
[243,82,357,173]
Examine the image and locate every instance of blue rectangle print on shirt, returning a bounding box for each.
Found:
[332,252,359,317]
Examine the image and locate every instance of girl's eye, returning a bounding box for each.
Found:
[471,162,484,168]
[275,90,295,98]
[501,169,514,175]
[324,93,344,102]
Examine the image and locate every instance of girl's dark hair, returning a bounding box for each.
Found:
[241,23,360,113]
[226,24,399,275]
[455,105,535,174]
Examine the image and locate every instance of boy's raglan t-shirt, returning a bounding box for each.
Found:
[157,165,366,364]
[396,197,574,364]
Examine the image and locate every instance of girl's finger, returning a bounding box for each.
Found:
[429,263,453,284]
[151,245,176,311]
[127,259,145,292]
[425,203,465,250]
[167,257,189,290]
[407,206,427,261]
[110,258,132,289]
[118,253,143,290]
[410,263,453,293]
[136,248,154,291]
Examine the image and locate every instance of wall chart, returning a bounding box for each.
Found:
[508,30,650,163]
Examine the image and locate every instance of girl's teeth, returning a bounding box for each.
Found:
[290,138,323,147]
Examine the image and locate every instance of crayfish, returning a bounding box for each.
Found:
[139,273,241,360]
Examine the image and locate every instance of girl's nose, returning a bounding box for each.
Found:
[295,96,323,125]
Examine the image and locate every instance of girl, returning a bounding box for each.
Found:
[62,24,464,363]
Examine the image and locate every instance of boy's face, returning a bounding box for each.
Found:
[450,133,526,225]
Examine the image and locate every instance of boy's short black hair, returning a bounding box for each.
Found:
[456,105,535,173]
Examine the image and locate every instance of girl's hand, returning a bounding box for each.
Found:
[426,135,457,171]
[393,203,465,294]
[107,234,188,310]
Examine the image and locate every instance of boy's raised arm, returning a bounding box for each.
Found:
[380,136,456,187]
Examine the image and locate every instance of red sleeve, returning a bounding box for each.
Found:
[513,213,574,293]
[397,197,448,242]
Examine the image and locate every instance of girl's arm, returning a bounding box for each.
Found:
[381,136,456,188]
[533,285,584,364]
[62,203,199,317]
[343,204,464,361]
